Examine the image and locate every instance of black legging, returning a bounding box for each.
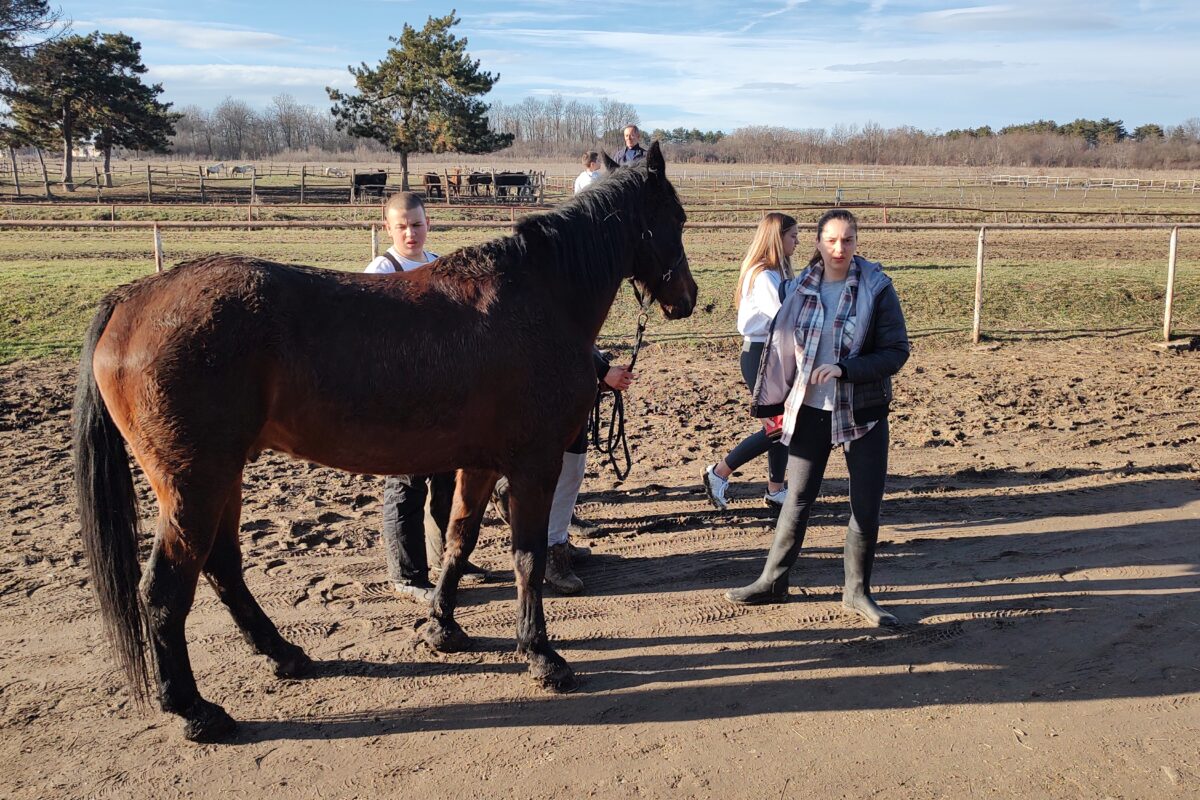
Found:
[776,405,888,552]
[723,341,787,484]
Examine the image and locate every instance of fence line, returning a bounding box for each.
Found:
[5,162,1200,207]
[1,220,1191,344]
[3,220,1199,232]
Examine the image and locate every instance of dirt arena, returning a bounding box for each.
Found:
[2,337,1197,799]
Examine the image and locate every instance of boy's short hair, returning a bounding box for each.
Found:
[582,150,599,167]
[384,191,426,216]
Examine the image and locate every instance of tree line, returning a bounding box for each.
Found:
[170,95,362,160]
[686,120,1200,169]
[4,3,1199,192]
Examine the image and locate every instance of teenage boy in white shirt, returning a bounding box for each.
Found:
[365,192,486,601]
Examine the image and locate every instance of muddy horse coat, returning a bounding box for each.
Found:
[74,143,697,741]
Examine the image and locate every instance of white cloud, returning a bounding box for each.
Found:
[828,58,1005,75]
[763,0,810,19]
[914,4,1119,33]
[466,11,596,26]
[96,17,298,50]
[149,64,349,88]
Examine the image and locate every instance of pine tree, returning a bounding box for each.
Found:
[327,12,512,189]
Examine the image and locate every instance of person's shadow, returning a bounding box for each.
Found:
[225,490,1199,744]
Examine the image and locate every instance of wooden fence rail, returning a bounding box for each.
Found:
[1,220,1193,344]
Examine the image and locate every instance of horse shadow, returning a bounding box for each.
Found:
[225,509,1198,743]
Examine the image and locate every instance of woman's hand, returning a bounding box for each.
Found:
[604,364,635,391]
[809,364,843,385]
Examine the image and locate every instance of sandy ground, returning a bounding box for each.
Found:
[1,337,1198,799]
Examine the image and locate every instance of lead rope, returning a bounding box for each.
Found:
[589,279,653,481]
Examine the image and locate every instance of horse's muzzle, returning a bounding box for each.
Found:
[660,262,697,320]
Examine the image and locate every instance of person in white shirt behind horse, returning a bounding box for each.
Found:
[574,151,602,194]
[704,212,798,511]
[365,191,488,601]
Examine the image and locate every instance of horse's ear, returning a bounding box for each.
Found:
[647,140,666,178]
[601,151,619,172]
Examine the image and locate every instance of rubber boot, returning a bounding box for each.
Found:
[841,528,898,627]
[724,522,805,605]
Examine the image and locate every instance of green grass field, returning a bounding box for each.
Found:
[0,215,1196,363]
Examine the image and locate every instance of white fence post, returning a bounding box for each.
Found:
[371,224,378,259]
[153,223,163,272]
[1163,226,1178,343]
[972,226,986,344]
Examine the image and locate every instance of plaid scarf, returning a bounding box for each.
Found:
[790,259,876,446]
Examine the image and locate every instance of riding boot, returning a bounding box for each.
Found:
[724,522,805,605]
[841,528,898,627]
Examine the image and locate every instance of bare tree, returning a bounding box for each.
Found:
[271,93,305,151]
[172,104,212,157]
[212,97,256,159]
[545,93,564,145]
[516,96,542,143]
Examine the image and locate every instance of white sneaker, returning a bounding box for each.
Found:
[703,464,730,510]
[764,487,788,509]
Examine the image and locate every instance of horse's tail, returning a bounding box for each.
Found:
[73,297,153,705]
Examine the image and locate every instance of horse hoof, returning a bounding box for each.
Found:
[530,659,578,693]
[181,699,237,743]
[273,647,313,678]
[420,619,472,653]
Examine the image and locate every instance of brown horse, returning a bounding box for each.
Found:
[74,142,696,742]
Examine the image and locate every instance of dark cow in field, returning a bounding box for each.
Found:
[352,171,388,200]
[495,171,535,199]
[423,172,444,199]
[467,172,492,196]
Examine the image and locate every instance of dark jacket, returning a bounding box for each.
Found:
[612,143,646,164]
[751,256,909,427]
[834,278,908,422]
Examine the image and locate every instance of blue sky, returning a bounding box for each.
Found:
[60,1,1200,132]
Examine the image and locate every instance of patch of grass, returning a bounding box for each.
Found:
[1,222,1197,364]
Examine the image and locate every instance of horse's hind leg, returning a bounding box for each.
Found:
[421,468,495,652]
[203,479,313,678]
[508,469,577,692]
[139,479,238,742]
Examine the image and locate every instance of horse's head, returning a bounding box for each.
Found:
[616,142,697,320]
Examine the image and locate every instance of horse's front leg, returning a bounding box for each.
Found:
[508,468,577,692]
[420,468,496,653]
